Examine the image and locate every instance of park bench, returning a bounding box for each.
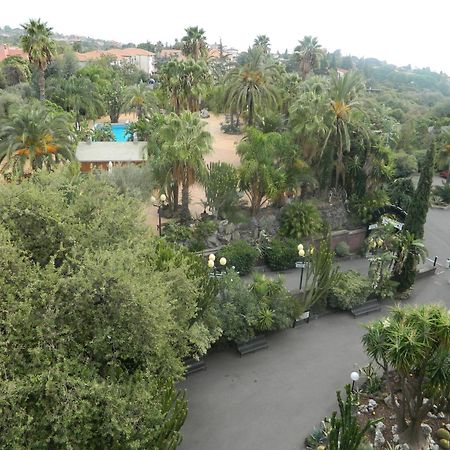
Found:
[350,299,381,318]
[184,357,206,376]
[236,335,268,356]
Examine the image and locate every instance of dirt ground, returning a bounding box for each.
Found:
[144,113,243,230]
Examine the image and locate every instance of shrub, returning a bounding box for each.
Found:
[162,222,193,245]
[219,240,259,275]
[205,162,240,219]
[433,183,450,204]
[92,123,115,142]
[327,270,371,310]
[264,237,298,271]
[189,220,217,251]
[334,241,350,257]
[249,273,298,331]
[220,122,241,134]
[387,177,415,210]
[349,190,390,223]
[279,200,323,239]
[215,270,259,342]
[393,151,418,177]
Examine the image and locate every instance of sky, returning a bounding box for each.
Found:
[2,0,450,75]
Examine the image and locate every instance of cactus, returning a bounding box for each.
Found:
[327,384,381,450]
[437,429,450,441]
[439,439,450,450]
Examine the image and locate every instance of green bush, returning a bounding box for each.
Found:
[92,123,115,142]
[189,220,217,251]
[393,151,418,177]
[219,240,259,275]
[264,238,298,271]
[349,190,390,223]
[249,273,298,331]
[162,222,193,245]
[279,200,323,239]
[433,183,450,204]
[387,177,415,210]
[334,241,350,257]
[205,162,240,219]
[215,270,259,342]
[327,270,371,310]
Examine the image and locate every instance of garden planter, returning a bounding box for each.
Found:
[292,310,311,328]
[350,299,381,318]
[236,335,268,356]
[183,357,206,376]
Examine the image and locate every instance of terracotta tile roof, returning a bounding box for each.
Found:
[0,44,27,62]
[158,49,185,60]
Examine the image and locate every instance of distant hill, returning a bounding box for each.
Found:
[0,25,122,52]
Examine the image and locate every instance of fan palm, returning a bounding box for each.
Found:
[295,36,322,80]
[0,102,75,177]
[124,81,158,119]
[21,19,56,100]
[253,35,271,54]
[223,47,280,126]
[153,112,212,222]
[181,26,208,61]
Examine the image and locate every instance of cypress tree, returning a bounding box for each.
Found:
[396,139,436,291]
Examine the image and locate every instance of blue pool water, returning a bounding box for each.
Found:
[111,124,128,142]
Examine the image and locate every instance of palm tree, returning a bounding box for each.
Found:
[181,26,208,61]
[223,47,279,126]
[295,36,322,80]
[152,112,212,222]
[124,81,157,119]
[253,35,271,54]
[0,102,75,177]
[20,19,56,100]
[326,71,366,188]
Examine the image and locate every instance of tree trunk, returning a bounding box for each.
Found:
[137,104,142,119]
[173,181,179,212]
[180,172,191,224]
[399,420,426,450]
[248,97,254,126]
[447,161,450,184]
[38,67,45,101]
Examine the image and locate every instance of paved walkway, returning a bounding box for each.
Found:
[179,208,450,450]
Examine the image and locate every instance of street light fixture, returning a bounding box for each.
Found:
[350,371,360,392]
[208,254,227,278]
[150,193,167,237]
[296,243,306,291]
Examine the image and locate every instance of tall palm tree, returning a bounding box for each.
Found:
[295,36,322,80]
[154,112,212,222]
[223,47,279,126]
[20,19,56,100]
[325,71,366,188]
[253,35,271,54]
[124,81,158,119]
[181,26,208,61]
[0,102,75,177]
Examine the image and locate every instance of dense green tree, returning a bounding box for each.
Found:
[362,305,450,449]
[253,34,271,54]
[0,171,220,448]
[0,102,75,177]
[1,56,31,86]
[181,26,208,61]
[20,18,56,100]
[395,139,436,291]
[124,81,158,119]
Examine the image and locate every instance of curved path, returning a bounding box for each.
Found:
[178,208,450,450]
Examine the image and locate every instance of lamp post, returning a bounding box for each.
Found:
[350,371,360,392]
[208,253,226,278]
[296,244,306,291]
[150,194,167,236]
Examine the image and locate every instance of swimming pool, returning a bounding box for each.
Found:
[111,123,128,142]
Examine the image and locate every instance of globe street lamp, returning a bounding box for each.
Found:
[296,244,306,291]
[150,193,167,237]
[208,253,226,278]
[350,371,360,392]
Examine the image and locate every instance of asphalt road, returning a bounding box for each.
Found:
[179,208,450,450]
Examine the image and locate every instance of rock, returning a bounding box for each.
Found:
[375,422,386,431]
[421,423,432,436]
[437,412,446,419]
[392,425,398,435]
[224,223,236,235]
[218,220,228,234]
[368,399,378,410]
[374,429,385,448]
[445,424,450,432]
[206,233,220,248]
[392,434,400,444]
[358,404,369,414]
[384,394,393,407]
[427,411,438,419]
[231,230,241,241]
[390,415,397,420]
[219,234,232,244]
